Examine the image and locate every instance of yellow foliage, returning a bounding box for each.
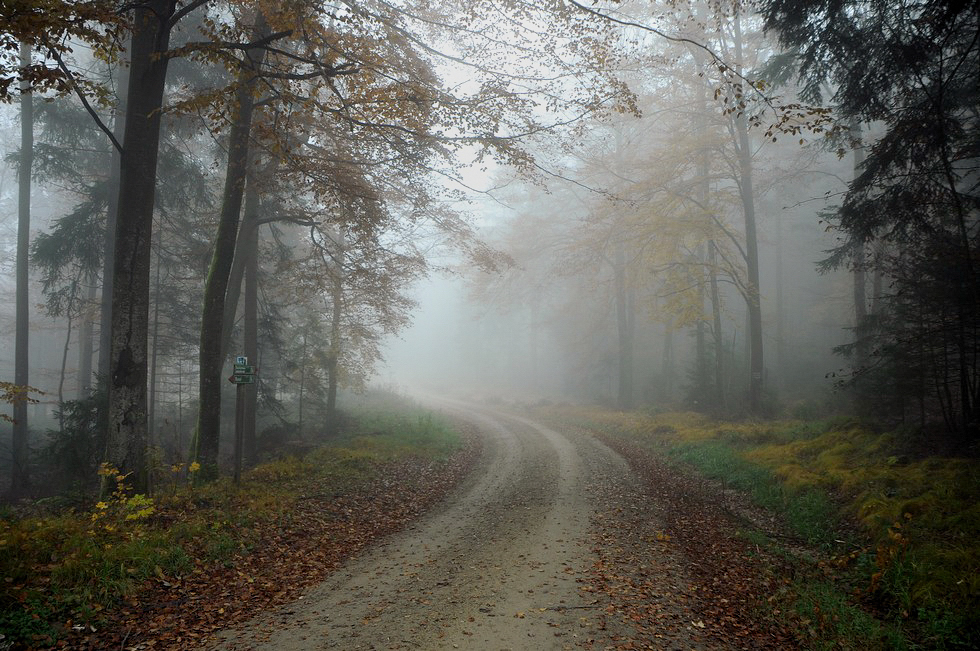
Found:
[533,403,980,619]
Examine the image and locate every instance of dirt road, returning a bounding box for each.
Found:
[213,400,708,650]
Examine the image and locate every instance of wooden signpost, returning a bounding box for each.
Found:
[229,356,257,483]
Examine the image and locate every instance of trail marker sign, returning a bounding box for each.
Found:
[229,356,257,384]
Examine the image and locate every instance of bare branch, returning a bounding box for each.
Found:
[566,0,770,104]
[167,0,211,30]
[46,45,122,153]
[170,29,293,59]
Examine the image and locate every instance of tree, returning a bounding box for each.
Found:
[29,96,116,403]
[97,51,127,392]
[240,175,259,462]
[195,10,271,480]
[107,0,275,489]
[763,0,980,438]
[193,0,633,469]
[31,207,103,419]
[0,2,122,101]
[104,0,180,493]
[6,0,637,485]
[730,12,765,414]
[11,41,33,498]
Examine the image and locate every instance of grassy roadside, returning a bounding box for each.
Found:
[533,405,979,650]
[0,399,464,649]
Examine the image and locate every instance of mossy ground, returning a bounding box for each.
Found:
[534,405,979,650]
[0,399,462,649]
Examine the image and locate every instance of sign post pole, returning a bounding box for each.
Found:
[234,382,244,484]
[229,356,256,484]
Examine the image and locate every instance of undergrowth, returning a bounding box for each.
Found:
[0,398,460,649]
[535,405,979,650]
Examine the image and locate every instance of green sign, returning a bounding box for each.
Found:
[229,360,257,384]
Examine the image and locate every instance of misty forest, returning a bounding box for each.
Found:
[0,0,978,649]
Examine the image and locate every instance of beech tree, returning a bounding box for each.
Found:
[11,41,32,497]
[4,0,635,486]
[194,10,273,479]
[185,0,634,476]
[463,2,838,413]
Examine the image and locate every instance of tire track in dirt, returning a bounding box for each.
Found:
[212,400,715,650]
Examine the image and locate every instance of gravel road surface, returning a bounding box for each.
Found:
[213,399,706,650]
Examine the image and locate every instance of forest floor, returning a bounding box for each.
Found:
[44,427,482,651]
[206,399,799,651]
[10,398,972,650]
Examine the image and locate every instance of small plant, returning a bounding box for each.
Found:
[165,461,202,494]
[42,388,106,494]
[0,381,42,423]
[91,463,155,537]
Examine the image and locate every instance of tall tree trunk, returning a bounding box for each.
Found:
[220,158,273,362]
[733,14,764,414]
[78,275,96,397]
[850,120,868,365]
[708,241,726,410]
[242,179,259,465]
[694,74,710,406]
[220,239,246,363]
[871,240,884,316]
[176,357,184,460]
[774,212,786,383]
[696,66,724,411]
[106,1,176,494]
[148,252,162,470]
[12,41,33,498]
[99,40,129,383]
[695,251,709,406]
[298,329,306,438]
[661,320,675,403]
[58,286,76,432]
[195,14,269,479]
[217,152,265,463]
[326,228,344,431]
[613,244,634,410]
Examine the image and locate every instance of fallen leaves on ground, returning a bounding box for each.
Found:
[583,435,798,650]
[55,431,481,651]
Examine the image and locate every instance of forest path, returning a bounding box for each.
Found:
[212,399,708,651]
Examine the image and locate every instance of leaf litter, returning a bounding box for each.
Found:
[53,432,481,651]
[583,434,798,650]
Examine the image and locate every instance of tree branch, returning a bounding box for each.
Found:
[46,45,123,153]
[566,0,770,104]
[169,29,293,59]
[167,0,211,29]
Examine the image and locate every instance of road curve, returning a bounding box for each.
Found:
[214,399,643,650]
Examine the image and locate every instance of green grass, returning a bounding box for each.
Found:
[532,404,980,650]
[336,405,461,462]
[791,579,909,651]
[666,441,843,547]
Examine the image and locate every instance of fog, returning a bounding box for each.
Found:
[1,0,977,498]
[382,149,852,410]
